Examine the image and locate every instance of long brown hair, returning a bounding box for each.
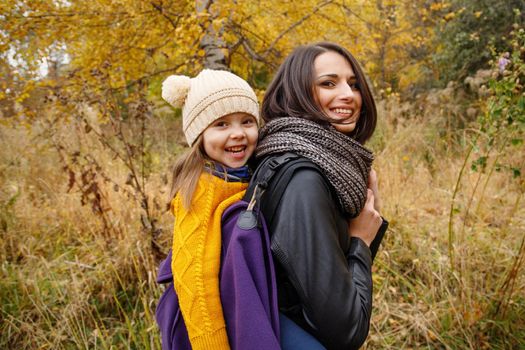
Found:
[262,42,377,144]
[169,136,206,209]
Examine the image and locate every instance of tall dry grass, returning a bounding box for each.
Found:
[1,90,524,349]
[367,93,524,349]
[0,115,176,349]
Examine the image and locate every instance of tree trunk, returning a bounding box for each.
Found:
[196,0,229,70]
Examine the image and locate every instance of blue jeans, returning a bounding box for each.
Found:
[279,313,326,350]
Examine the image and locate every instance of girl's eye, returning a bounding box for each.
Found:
[243,118,255,125]
[214,121,227,127]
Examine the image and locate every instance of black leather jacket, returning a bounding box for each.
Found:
[258,158,388,350]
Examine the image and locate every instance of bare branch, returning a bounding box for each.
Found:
[150,1,183,30]
[341,3,378,30]
[108,63,187,92]
[7,9,157,21]
[228,20,271,47]
[195,0,214,14]
[240,38,277,70]
[263,0,335,58]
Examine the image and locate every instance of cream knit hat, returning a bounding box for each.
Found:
[161,69,260,146]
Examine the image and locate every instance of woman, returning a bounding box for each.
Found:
[254,42,388,349]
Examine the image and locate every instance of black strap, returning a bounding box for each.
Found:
[263,159,319,221]
[244,153,320,220]
[243,153,298,202]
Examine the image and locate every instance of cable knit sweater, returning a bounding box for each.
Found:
[171,172,247,349]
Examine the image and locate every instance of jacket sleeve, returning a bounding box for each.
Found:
[370,218,388,261]
[269,168,373,350]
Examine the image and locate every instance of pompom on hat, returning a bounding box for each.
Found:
[161,75,191,108]
[161,69,260,146]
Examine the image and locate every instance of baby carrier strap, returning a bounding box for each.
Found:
[244,152,321,222]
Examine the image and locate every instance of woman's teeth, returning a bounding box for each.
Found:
[332,108,353,115]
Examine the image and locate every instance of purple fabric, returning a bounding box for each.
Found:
[155,250,191,349]
[220,202,280,349]
[155,200,280,350]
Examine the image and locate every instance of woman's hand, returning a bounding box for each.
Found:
[368,169,381,213]
[348,189,382,246]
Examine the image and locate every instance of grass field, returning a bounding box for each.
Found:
[1,92,524,349]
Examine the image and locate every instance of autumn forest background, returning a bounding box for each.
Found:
[1,0,524,349]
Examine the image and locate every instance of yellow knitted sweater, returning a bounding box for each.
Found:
[171,172,247,350]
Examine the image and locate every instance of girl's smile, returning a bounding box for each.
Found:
[202,112,258,168]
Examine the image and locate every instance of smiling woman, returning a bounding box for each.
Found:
[252,42,388,349]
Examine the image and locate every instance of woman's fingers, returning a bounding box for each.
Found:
[368,169,381,213]
[348,189,382,246]
[365,189,375,208]
[368,169,378,189]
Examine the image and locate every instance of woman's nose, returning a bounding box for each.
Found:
[340,83,355,100]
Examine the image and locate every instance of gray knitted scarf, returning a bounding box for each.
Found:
[256,117,373,217]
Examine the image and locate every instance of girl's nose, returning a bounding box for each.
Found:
[229,124,246,139]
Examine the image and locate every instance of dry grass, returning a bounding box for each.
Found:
[1,93,524,349]
[366,95,525,349]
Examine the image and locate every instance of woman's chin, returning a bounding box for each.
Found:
[331,121,357,134]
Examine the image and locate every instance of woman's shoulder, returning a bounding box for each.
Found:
[287,165,328,188]
[253,154,330,196]
[256,153,322,183]
[275,160,334,204]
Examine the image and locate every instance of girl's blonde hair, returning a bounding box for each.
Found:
[169,136,206,209]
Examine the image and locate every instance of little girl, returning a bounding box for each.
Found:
[159,69,260,349]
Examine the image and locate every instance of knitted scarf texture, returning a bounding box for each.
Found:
[256,117,374,217]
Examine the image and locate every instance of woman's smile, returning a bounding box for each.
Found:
[313,51,363,134]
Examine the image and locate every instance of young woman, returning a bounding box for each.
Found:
[157,69,260,350]
[255,42,388,349]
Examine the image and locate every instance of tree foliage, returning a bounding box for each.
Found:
[435,0,525,82]
[1,0,441,102]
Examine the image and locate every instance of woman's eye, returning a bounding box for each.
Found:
[349,82,360,90]
[320,80,336,87]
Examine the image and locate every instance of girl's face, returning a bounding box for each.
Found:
[313,51,362,134]
[202,112,258,168]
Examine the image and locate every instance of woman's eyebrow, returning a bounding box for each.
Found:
[316,73,356,80]
[316,73,338,79]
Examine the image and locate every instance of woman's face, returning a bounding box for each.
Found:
[313,51,362,134]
